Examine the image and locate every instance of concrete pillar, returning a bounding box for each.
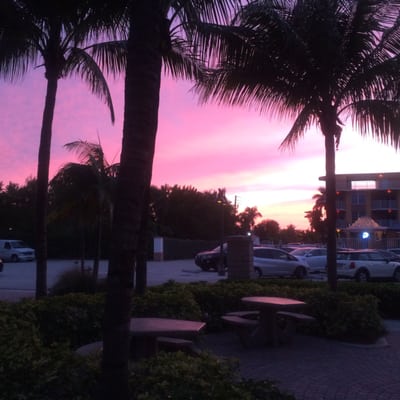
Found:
[227,235,254,279]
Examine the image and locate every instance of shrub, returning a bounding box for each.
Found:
[132,285,202,321]
[50,268,106,295]
[129,351,294,400]
[17,293,105,348]
[304,290,385,343]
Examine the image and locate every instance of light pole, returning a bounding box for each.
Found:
[217,199,225,276]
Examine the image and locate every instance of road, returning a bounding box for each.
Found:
[0,258,227,301]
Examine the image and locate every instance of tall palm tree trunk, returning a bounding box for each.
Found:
[323,115,338,291]
[135,187,150,295]
[93,212,102,282]
[99,2,162,398]
[35,75,58,298]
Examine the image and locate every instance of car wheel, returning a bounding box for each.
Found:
[294,266,306,279]
[200,264,210,272]
[355,269,369,282]
[11,254,19,263]
[254,268,262,278]
[393,267,400,282]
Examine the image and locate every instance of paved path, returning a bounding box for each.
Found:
[201,320,400,400]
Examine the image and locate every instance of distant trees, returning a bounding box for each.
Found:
[150,185,238,241]
[237,206,262,234]
[253,219,280,244]
[0,178,36,242]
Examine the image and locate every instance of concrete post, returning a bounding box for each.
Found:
[227,235,253,279]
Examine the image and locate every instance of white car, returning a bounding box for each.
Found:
[0,240,35,262]
[336,249,400,282]
[253,247,309,279]
[290,247,327,273]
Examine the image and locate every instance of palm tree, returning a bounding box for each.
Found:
[305,187,328,241]
[237,206,262,233]
[196,0,400,291]
[97,1,241,398]
[50,139,119,279]
[0,0,124,298]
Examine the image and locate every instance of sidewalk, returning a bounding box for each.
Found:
[201,320,400,400]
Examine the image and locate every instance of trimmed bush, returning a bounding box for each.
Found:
[304,290,385,343]
[16,293,106,348]
[132,285,203,321]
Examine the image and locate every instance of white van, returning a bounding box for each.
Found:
[0,240,35,262]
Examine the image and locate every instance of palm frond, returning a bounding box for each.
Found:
[64,140,107,169]
[163,37,204,80]
[64,48,115,123]
[279,105,316,150]
[85,40,127,78]
[349,99,400,149]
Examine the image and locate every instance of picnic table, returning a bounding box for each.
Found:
[241,296,311,346]
[129,317,206,359]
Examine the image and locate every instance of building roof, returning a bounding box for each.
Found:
[344,216,388,232]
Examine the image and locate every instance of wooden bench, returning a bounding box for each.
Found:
[156,336,201,356]
[276,311,316,343]
[222,315,259,347]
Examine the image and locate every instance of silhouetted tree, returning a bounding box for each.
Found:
[254,219,280,244]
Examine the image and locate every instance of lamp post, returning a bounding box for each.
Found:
[217,199,225,276]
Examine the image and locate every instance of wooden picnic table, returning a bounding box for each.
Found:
[241,296,307,347]
[129,317,206,359]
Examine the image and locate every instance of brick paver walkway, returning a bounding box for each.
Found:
[202,325,400,400]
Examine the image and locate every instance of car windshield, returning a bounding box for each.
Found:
[212,243,227,252]
[11,241,28,249]
[290,248,310,256]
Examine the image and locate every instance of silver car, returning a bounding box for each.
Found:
[253,247,309,279]
[336,249,400,282]
[290,247,327,273]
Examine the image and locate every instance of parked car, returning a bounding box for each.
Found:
[253,247,310,279]
[290,247,327,273]
[336,249,400,282]
[0,239,35,262]
[194,243,227,271]
[387,248,400,256]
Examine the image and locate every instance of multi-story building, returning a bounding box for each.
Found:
[320,172,400,232]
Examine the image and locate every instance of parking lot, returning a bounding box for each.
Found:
[0,258,228,301]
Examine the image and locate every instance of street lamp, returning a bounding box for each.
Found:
[217,199,225,276]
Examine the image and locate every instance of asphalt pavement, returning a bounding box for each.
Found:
[0,258,226,301]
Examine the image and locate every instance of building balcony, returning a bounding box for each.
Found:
[371,200,398,210]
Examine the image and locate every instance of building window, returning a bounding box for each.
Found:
[351,180,376,190]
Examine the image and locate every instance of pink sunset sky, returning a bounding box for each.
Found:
[1,69,400,230]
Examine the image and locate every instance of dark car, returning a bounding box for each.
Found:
[0,258,3,272]
[194,244,227,271]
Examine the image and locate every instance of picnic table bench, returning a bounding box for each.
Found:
[223,297,316,347]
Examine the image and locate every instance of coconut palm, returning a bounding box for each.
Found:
[196,0,400,291]
[0,0,125,298]
[97,1,242,398]
[50,140,119,279]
